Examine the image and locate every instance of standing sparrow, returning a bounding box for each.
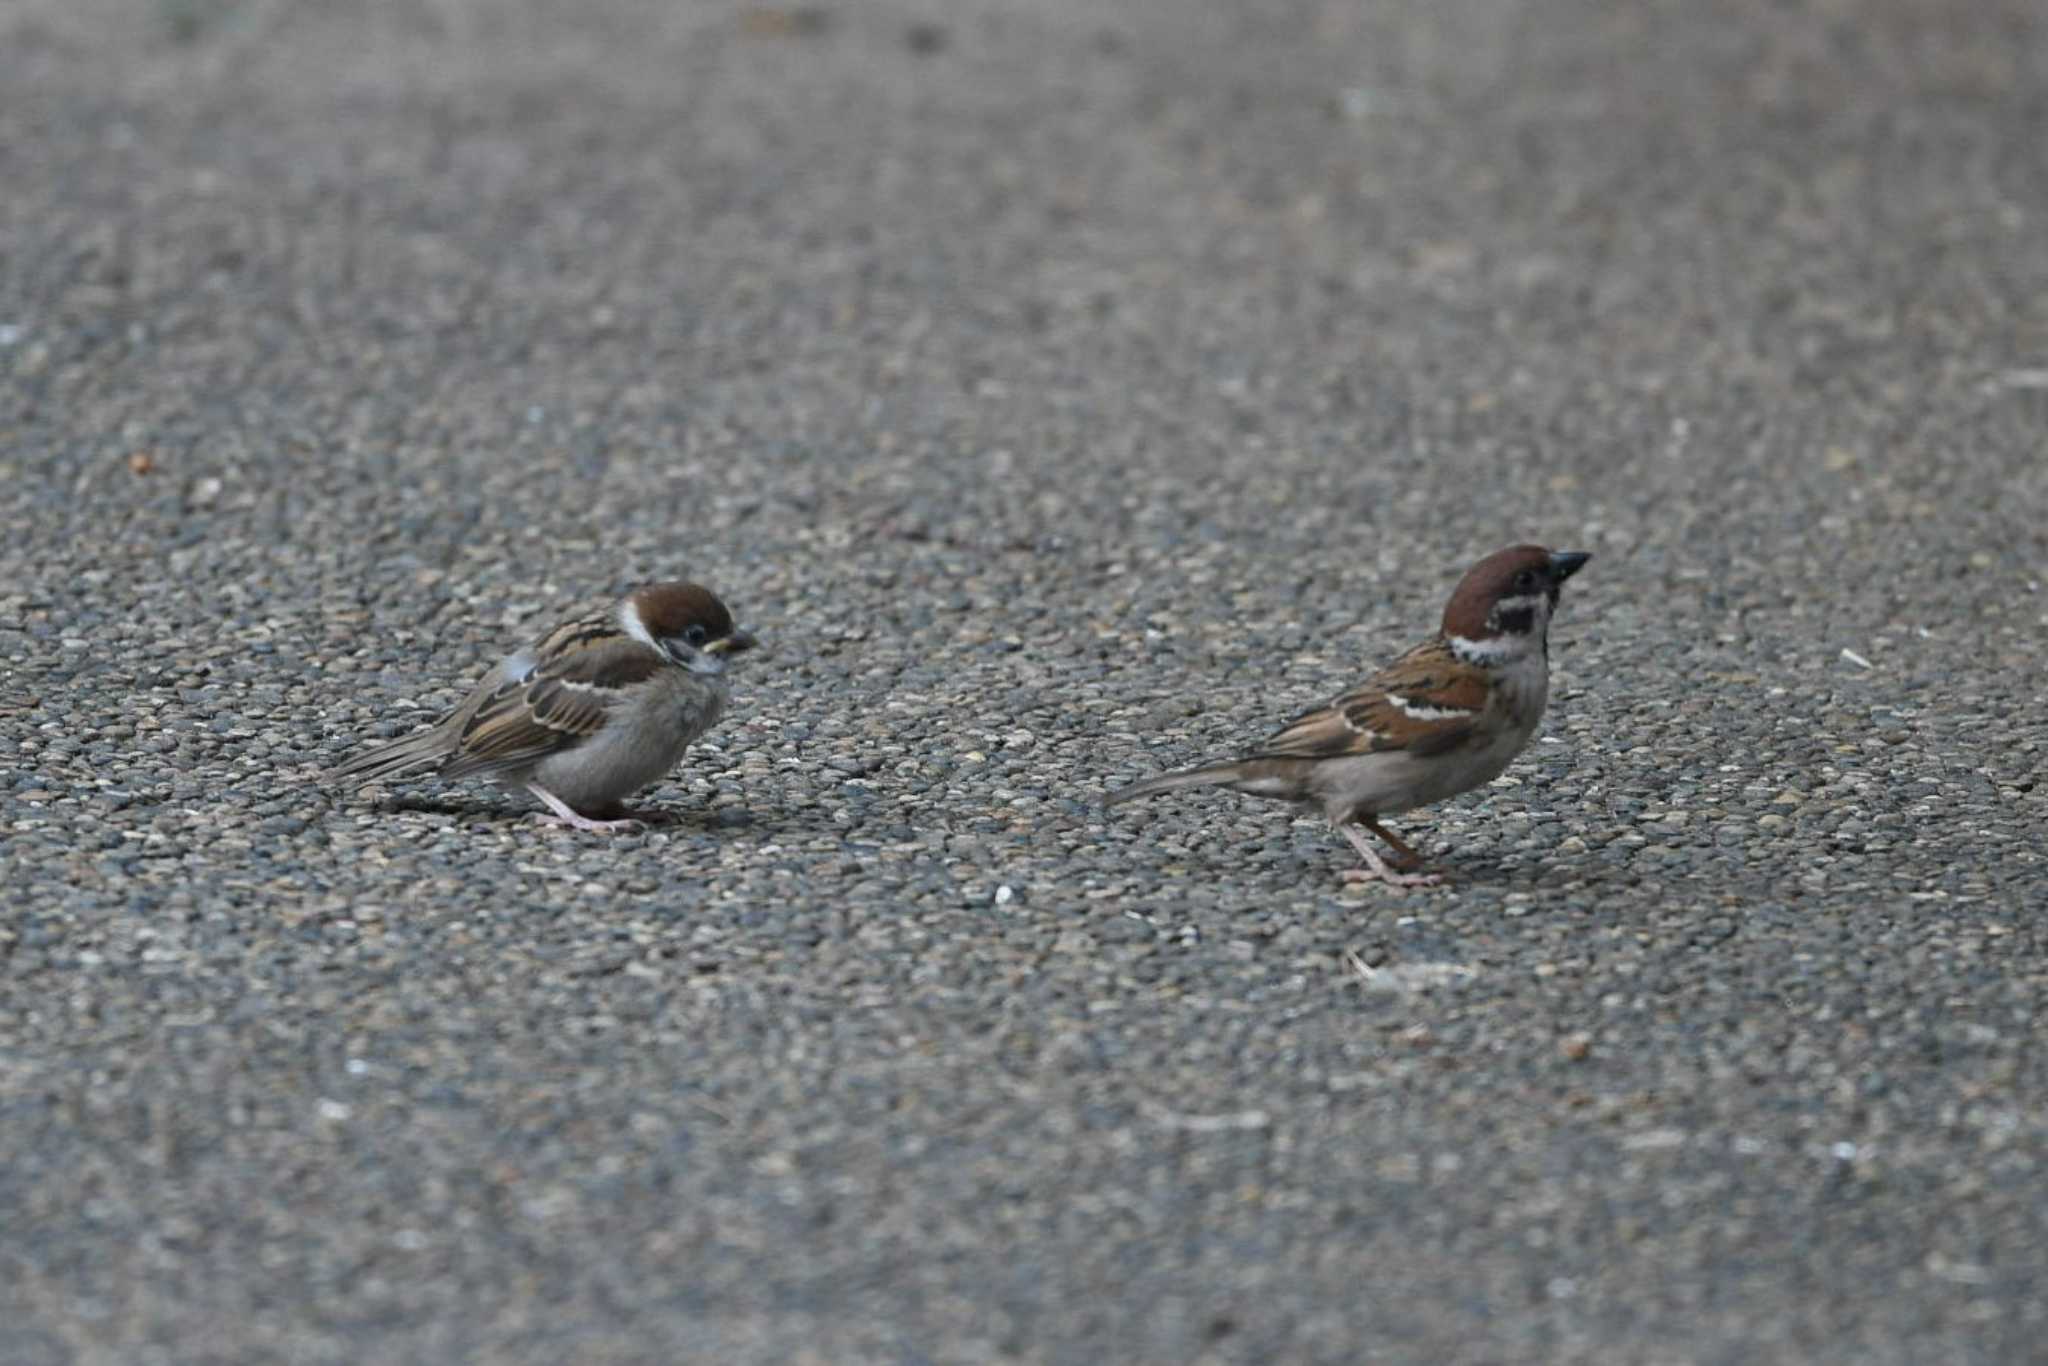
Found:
[1106,545,1590,885]
[330,582,757,832]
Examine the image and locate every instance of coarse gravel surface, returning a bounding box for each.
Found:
[5,0,2048,1361]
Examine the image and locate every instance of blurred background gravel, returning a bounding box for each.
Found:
[4,0,2046,1360]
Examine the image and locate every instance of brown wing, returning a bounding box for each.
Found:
[438,636,665,782]
[1246,638,1489,762]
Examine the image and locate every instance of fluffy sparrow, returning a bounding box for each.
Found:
[330,582,756,832]
[1107,545,1590,885]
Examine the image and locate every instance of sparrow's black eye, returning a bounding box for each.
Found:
[1513,570,1538,591]
[682,624,709,647]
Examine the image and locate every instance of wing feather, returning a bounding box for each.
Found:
[1244,638,1490,763]
[437,635,665,782]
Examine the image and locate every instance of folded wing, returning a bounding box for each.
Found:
[1245,639,1489,763]
[439,636,665,782]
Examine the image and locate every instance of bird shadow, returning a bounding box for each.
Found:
[1243,839,1629,897]
[374,794,796,837]
[1418,852,1637,895]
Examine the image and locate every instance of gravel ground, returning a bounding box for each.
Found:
[5,0,2048,1361]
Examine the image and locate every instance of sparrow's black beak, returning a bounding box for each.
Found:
[1548,551,1591,582]
[705,628,757,657]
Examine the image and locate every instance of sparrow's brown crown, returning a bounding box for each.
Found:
[1439,545,1590,641]
[629,582,739,644]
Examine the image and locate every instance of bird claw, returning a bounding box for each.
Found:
[1340,866,1443,888]
[530,811,646,834]
[524,783,671,834]
[1337,821,1442,886]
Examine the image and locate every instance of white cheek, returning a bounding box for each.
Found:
[618,598,659,651]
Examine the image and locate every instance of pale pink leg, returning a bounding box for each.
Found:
[1338,823,1443,887]
[608,805,676,825]
[527,784,645,833]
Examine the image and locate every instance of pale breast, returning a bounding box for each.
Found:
[529,672,728,813]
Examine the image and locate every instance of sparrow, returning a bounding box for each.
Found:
[1106,545,1590,885]
[329,582,757,832]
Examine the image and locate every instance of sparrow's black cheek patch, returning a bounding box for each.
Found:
[1495,606,1536,635]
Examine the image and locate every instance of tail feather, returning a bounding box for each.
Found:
[326,726,453,786]
[1104,761,1250,806]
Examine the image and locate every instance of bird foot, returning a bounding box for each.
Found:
[1337,821,1442,886]
[525,783,657,834]
[1340,865,1444,888]
[531,811,646,834]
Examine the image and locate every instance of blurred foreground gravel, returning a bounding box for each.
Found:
[4,0,2046,1361]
